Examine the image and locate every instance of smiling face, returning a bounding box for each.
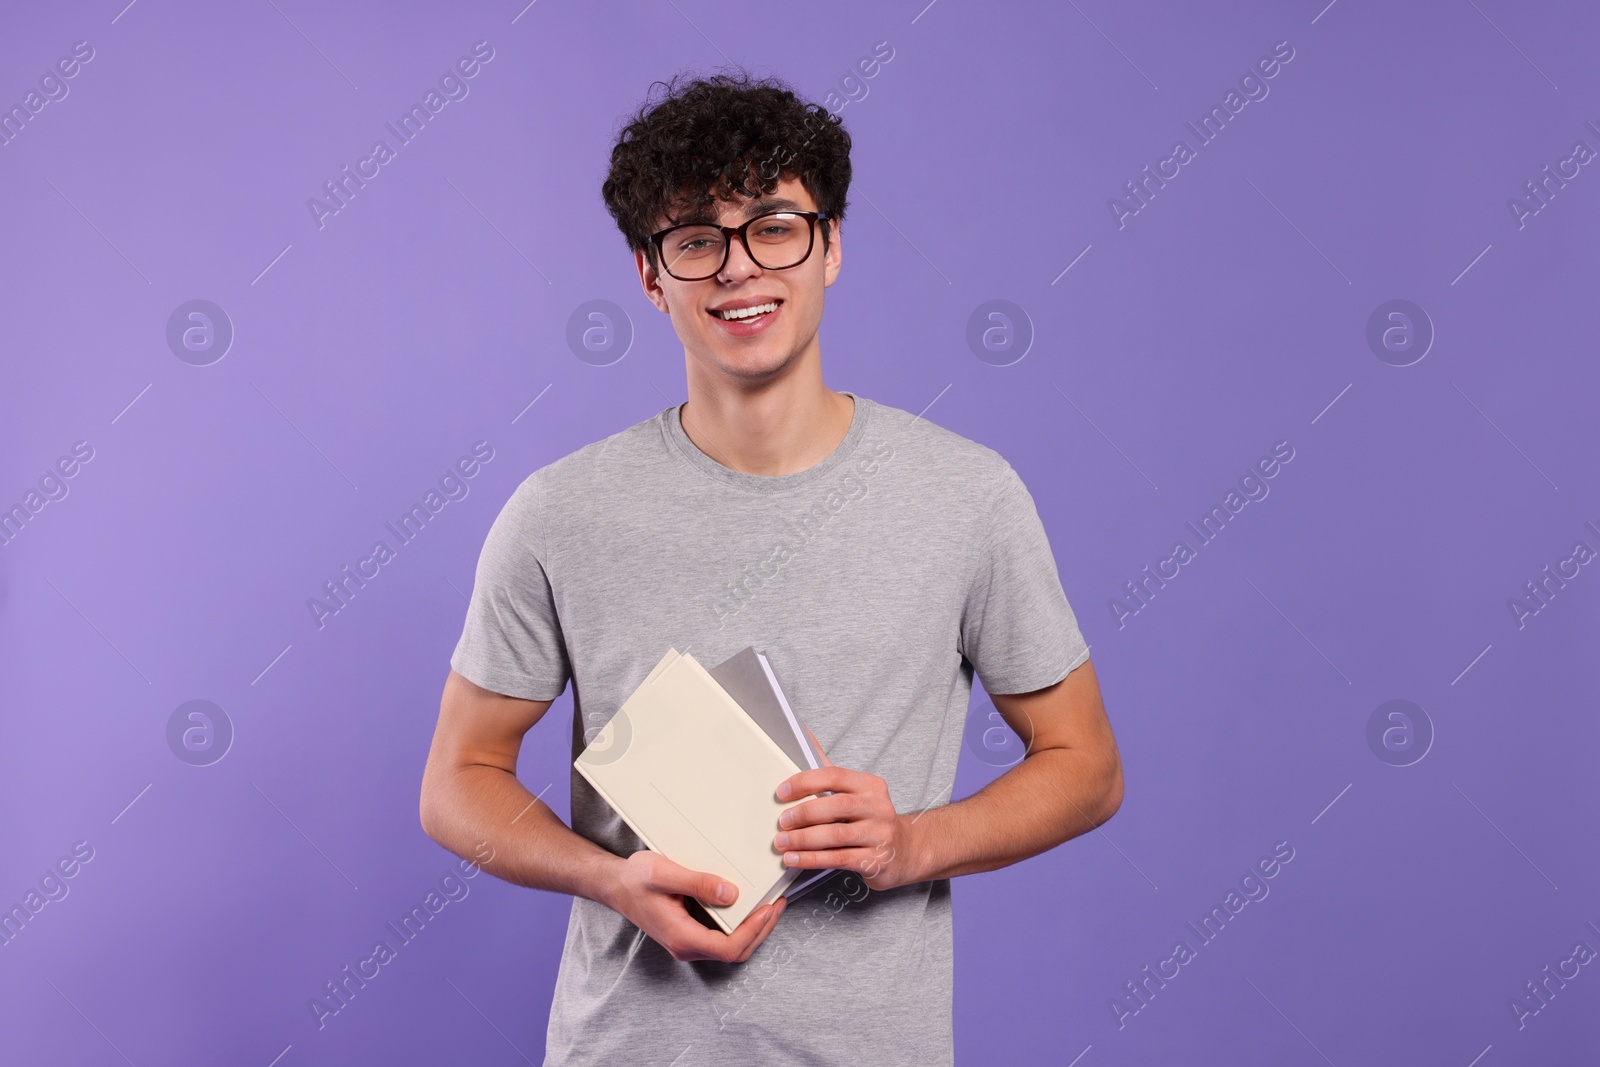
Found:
[638,174,842,388]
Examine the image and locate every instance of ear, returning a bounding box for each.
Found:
[821,218,842,288]
[637,249,670,314]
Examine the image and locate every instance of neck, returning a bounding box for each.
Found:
[678,357,853,477]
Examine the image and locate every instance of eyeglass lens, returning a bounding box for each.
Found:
[658,213,816,280]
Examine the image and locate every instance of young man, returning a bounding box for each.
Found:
[420,71,1122,1066]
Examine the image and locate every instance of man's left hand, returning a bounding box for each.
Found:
[773,726,919,892]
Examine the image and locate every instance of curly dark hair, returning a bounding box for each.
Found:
[601,68,852,274]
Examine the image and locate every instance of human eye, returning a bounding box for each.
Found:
[754,216,798,238]
[671,227,720,254]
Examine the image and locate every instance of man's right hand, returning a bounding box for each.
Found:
[421,674,785,964]
[606,850,786,963]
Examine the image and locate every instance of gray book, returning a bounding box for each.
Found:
[708,647,837,902]
[707,647,816,769]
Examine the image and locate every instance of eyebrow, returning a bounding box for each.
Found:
[674,197,809,226]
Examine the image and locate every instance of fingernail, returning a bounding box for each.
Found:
[777,782,791,800]
[784,852,798,865]
[774,832,789,848]
[716,882,733,903]
[779,810,793,828]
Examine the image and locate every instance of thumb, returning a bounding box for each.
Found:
[645,853,738,907]
[698,874,739,907]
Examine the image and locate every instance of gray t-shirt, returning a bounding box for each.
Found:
[450,390,1090,1066]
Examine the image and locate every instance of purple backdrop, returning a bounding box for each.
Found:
[2,1,1597,1063]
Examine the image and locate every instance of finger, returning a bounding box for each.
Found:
[728,900,776,952]
[666,916,743,963]
[660,894,776,963]
[718,900,780,962]
[649,859,739,909]
[777,819,865,854]
[734,898,786,963]
[803,724,834,768]
[637,889,730,961]
[780,844,888,874]
[777,791,861,831]
[742,899,787,960]
[777,766,856,801]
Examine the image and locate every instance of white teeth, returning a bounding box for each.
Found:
[715,302,778,320]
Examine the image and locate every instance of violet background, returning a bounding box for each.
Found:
[2,1,1597,1063]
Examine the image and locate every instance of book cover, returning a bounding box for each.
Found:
[753,650,837,902]
[707,646,814,771]
[575,648,806,934]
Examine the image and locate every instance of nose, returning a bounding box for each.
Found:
[717,234,763,284]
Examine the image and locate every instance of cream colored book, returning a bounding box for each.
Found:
[575,648,807,934]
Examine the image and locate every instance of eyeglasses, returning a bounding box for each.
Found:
[648,210,831,281]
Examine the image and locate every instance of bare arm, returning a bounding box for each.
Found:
[419,669,785,962]
[419,669,616,898]
[774,656,1123,888]
[902,656,1122,881]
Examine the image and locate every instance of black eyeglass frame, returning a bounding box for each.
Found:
[648,210,832,281]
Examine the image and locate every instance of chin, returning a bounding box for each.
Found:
[704,342,797,382]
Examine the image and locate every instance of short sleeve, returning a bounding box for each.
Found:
[449,472,571,701]
[959,463,1091,694]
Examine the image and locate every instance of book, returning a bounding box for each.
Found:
[705,647,816,771]
[575,648,807,934]
[707,648,837,902]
